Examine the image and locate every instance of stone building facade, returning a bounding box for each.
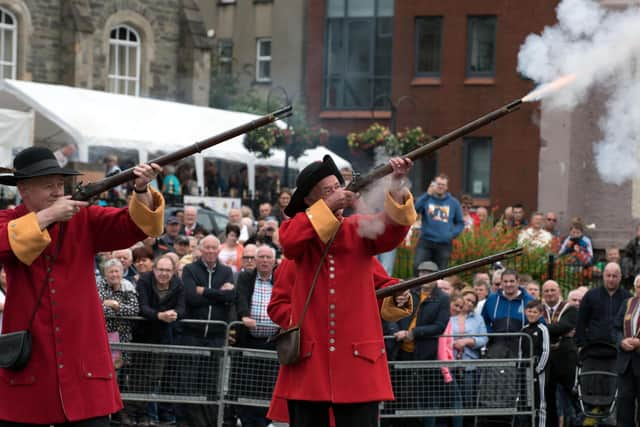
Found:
[196,0,307,109]
[1,0,211,105]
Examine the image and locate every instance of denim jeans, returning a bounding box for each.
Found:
[413,239,452,274]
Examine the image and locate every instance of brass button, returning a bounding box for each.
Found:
[87,372,92,377]
[329,313,335,318]
[329,346,335,352]
[329,266,335,272]
[329,259,335,264]
[330,321,336,326]
[329,289,335,295]
[381,349,385,353]
[329,274,335,279]
[58,364,64,369]
[329,304,335,310]
[51,289,56,294]
[329,330,335,335]
[329,338,335,344]
[354,350,359,356]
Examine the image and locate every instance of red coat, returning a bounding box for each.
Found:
[267,194,415,404]
[0,194,163,423]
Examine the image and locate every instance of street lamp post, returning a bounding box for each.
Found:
[266,86,292,189]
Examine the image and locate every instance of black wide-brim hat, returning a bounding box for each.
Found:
[284,155,345,218]
[0,146,82,186]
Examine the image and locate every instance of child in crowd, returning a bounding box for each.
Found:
[519,300,550,427]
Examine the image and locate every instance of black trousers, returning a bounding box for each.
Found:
[287,400,379,427]
[0,416,109,427]
[617,365,640,427]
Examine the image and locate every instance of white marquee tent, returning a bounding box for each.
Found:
[0,79,351,195]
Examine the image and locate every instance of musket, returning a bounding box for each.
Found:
[347,99,523,193]
[71,105,293,201]
[376,247,523,299]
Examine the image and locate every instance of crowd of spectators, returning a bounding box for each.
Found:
[33,157,640,426]
[93,194,290,427]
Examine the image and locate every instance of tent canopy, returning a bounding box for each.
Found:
[0,79,351,194]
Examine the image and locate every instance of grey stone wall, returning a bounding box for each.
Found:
[2,0,210,103]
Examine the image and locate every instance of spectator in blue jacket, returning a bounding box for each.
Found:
[481,269,535,357]
[414,174,464,272]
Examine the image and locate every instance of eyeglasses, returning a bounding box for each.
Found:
[546,218,557,222]
[242,256,256,260]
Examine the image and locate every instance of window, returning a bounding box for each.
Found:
[108,25,141,96]
[415,17,442,76]
[0,8,17,79]
[217,39,233,76]
[323,0,393,109]
[463,137,491,197]
[256,38,271,82]
[467,16,496,77]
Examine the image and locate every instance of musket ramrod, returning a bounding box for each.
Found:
[348,99,522,193]
[71,105,293,201]
[376,247,523,299]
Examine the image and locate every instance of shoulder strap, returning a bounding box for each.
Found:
[296,225,340,328]
[27,224,64,331]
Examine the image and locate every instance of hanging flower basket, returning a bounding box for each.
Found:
[244,124,280,158]
[347,123,393,153]
[385,126,432,156]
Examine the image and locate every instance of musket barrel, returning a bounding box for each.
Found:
[376,247,523,299]
[71,105,293,201]
[347,99,522,193]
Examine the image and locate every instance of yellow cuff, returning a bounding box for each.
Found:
[380,295,413,322]
[129,186,165,237]
[8,212,52,266]
[306,199,340,244]
[384,191,417,226]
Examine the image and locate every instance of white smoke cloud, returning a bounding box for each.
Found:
[354,175,411,239]
[517,0,640,184]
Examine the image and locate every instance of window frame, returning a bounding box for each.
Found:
[107,24,142,96]
[463,137,492,198]
[217,39,233,76]
[0,7,18,80]
[466,15,497,78]
[414,16,443,77]
[322,0,394,110]
[255,37,272,83]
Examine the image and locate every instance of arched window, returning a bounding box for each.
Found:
[0,7,17,79]
[108,25,141,96]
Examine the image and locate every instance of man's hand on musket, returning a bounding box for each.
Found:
[324,187,358,213]
[37,196,89,228]
[394,290,411,307]
[132,162,162,207]
[389,157,412,203]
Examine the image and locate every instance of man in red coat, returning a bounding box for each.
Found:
[268,155,416,427]
[0,146,164,426]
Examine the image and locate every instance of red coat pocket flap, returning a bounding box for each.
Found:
[0,369,36,386]
[352,340,386,363]
[82,356,115,380]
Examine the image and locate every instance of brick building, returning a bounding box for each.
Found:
[0,0,211,104]
[305,0,559,210]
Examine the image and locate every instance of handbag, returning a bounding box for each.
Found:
[0,225,63,371]
[272,227,339,365]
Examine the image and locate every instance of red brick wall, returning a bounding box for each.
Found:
[305,0,559,212]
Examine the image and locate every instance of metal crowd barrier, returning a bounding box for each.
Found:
[107,318,536,426]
